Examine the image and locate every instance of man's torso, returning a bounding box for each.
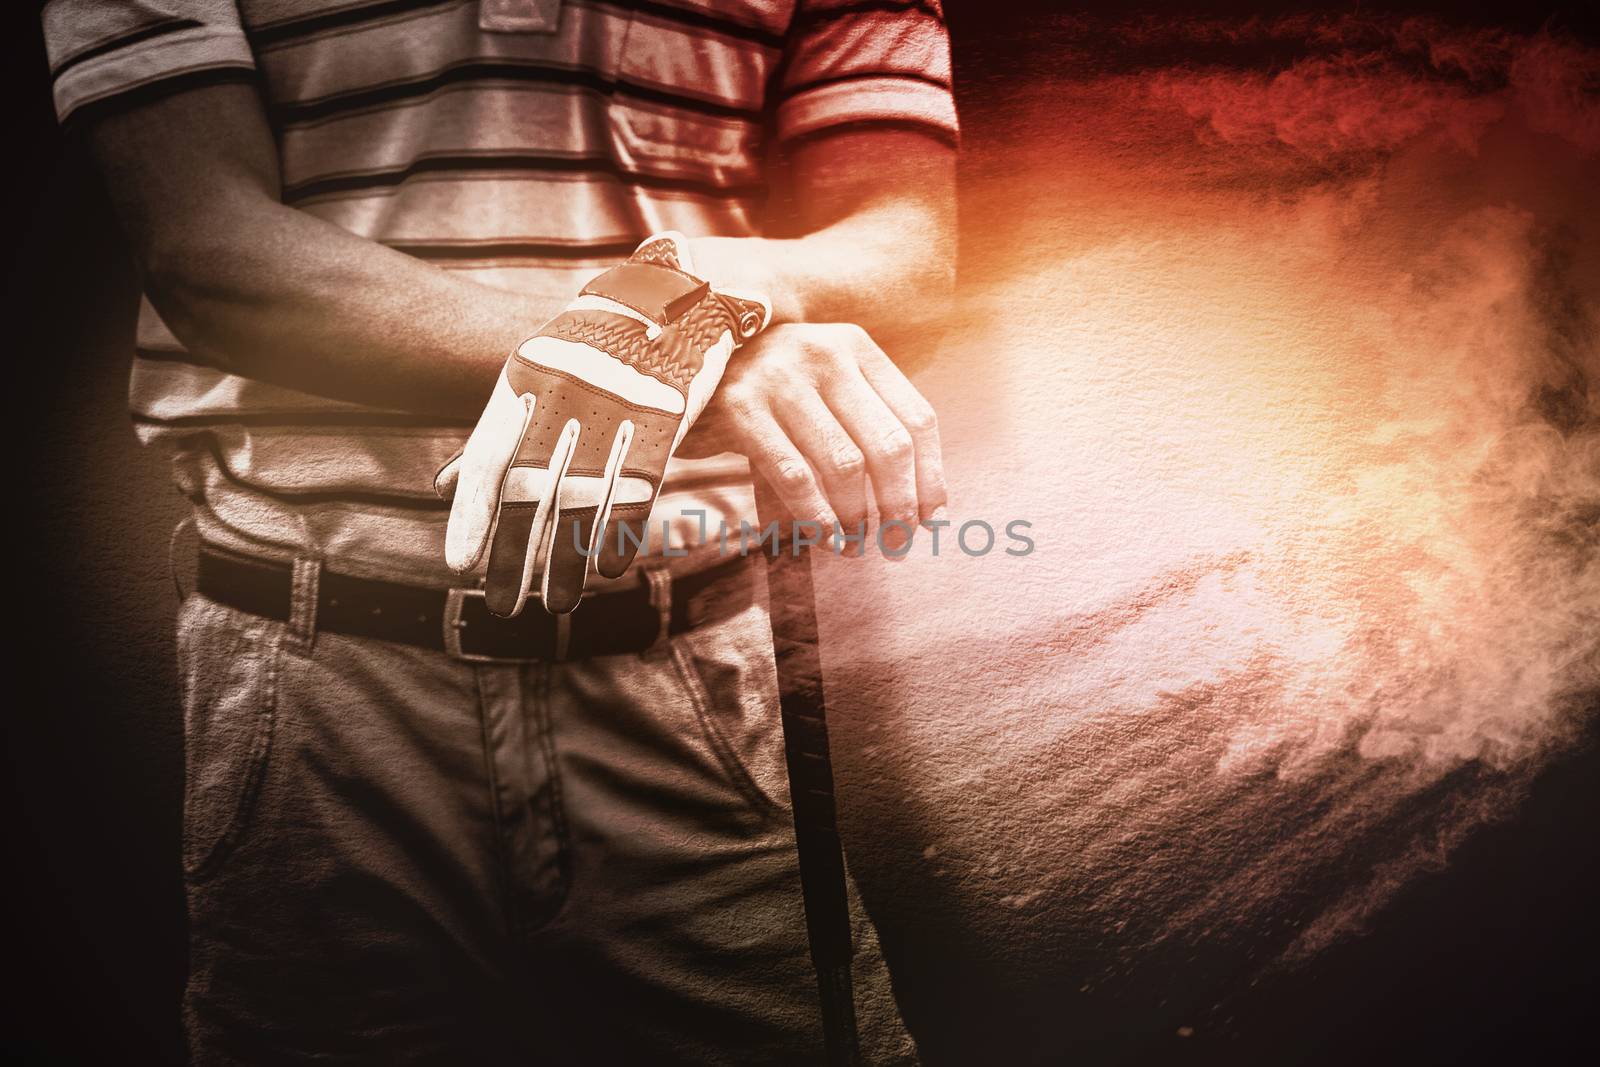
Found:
[134,0,798,584]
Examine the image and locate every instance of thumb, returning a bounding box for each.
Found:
[433,451,463,500]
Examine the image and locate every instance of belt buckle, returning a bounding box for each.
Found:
[444,587,518,663]
[443,586,569,663]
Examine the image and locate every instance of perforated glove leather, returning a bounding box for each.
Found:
[436,233,771,616]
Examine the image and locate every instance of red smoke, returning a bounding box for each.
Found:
[1125,17,1600,164]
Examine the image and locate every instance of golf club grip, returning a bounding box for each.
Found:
[752,476,861,1066]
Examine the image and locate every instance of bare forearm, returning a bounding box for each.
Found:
[145,199,547,418]
[141,189,944,418]
[693,128,956,350]
[88,83,544,418]
[149,191,949,417]
[88,86,953,414]
[691,197,955,334]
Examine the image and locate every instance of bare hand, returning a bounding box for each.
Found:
[679,323,947,547]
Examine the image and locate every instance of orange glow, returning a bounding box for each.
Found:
[817,15,1598,984]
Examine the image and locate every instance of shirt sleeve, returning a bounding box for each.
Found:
[773,0,959,147]
[42,0,257,128]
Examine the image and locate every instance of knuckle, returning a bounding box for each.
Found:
[724,388,762,417]
[905,405,939,434]
[878,428,914,458]
[829,447,866,476]
[834,321,871,345]
[772,461,813,489]
[848,325,886,358]
[807,340,845,370]
[777,366,810,391]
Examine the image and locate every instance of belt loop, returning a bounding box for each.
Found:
[643,566,673,655]
[286,557,322,656]
[553,611,572,662]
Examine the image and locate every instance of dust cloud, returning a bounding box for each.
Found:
[817,14,1598,1051]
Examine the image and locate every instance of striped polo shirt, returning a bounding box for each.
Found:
[43,0,958,587]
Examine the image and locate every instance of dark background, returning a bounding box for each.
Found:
[6,2,1597,1063]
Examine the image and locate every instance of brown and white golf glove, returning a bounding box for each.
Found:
[435,233,771,616]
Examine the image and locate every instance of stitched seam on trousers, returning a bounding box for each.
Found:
[183,619,249,878]
[668,641,779,818]
[532,661,573,923]
[189,627,284,882]
[472,665,520,938]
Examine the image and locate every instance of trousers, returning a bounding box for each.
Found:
[176,553,915,1065]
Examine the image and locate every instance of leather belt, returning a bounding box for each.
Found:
[196,549,754,662]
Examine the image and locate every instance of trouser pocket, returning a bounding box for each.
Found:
[666,600,788,818]
[177,595,284,882]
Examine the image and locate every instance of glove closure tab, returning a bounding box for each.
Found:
[581,261,709,327]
